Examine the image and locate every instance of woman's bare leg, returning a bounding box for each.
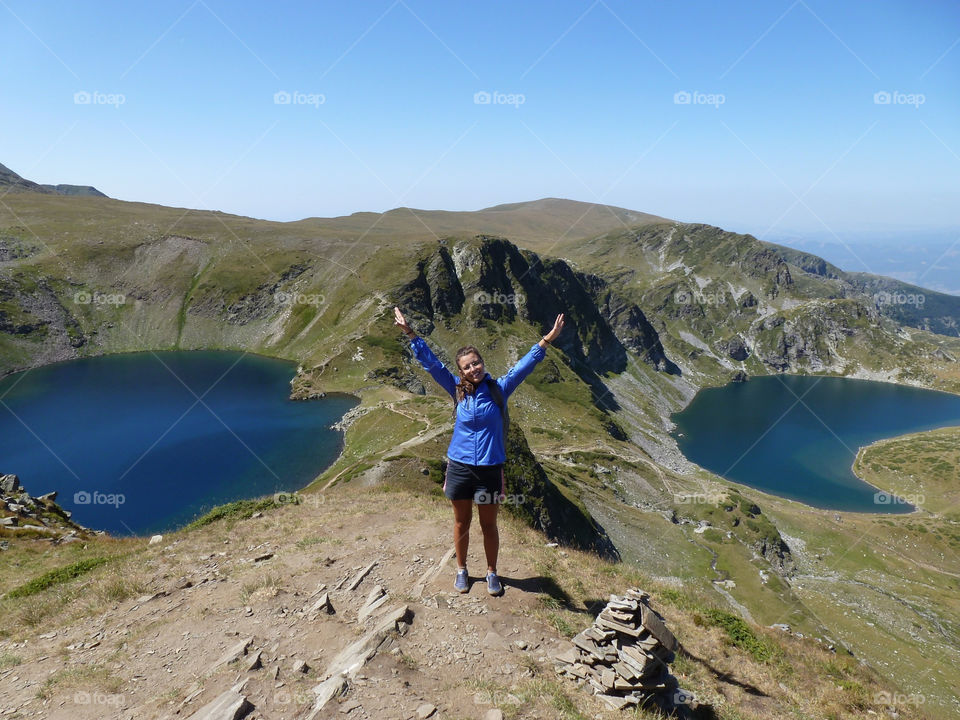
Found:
[476,502,499,572]
[451,499,473,568]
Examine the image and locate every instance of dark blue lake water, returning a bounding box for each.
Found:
[671,375,960,513]
[0,351,356,535]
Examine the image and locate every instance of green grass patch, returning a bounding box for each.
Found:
[4,557,111,599]
[0,652,22,668]
[703,609,779,663]
[185,497,284,529]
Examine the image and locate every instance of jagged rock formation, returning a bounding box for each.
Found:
[0,473,98,546]
[395,236,677,378]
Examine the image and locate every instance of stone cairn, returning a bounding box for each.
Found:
[554,588,691,712]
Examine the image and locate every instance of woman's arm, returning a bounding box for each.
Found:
[394,306,457,398]
[500,313,565,397]
[537,313,565,350]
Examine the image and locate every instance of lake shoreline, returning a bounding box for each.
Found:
[670,374,960,514]
[0,350,361,537]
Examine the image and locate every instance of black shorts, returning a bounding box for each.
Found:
[443,459,505,504]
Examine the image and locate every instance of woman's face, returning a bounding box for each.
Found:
[458,352,485,384]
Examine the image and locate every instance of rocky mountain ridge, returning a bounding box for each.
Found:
[0,162,106,198]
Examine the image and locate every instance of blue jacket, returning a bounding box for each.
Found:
[410,337,545,465]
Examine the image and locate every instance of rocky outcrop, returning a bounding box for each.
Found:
[769,244,841,279]
[744,247,794,298]
[499,424,619,560]
[716,334,749,361]
[750,300,880,373]
[186,262,311,324]
[0,233,41,261]
[0,272,90,376]
[754,535,795,576]
[393,246,465,335]
[0,473,99,546]
[365,365,426,395]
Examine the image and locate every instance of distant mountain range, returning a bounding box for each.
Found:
[770,233,960,297]
[0,162,106,198]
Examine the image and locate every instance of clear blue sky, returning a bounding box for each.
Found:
[1,0,958,238]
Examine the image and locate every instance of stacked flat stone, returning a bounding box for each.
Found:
[554,588,681,711]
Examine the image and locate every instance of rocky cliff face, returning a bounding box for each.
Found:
[749,300,889,373]
[391,246,465,335]
[767,242,960,338]
[395,236,677,378]
[0,271,86,373]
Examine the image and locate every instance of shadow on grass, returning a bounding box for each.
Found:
[680,647,767,697]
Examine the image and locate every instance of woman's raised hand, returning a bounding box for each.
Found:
[394,306,413,335]
[544,313,565,343]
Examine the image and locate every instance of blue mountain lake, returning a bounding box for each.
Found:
[671,375,960,513]
[0,351,357,535]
